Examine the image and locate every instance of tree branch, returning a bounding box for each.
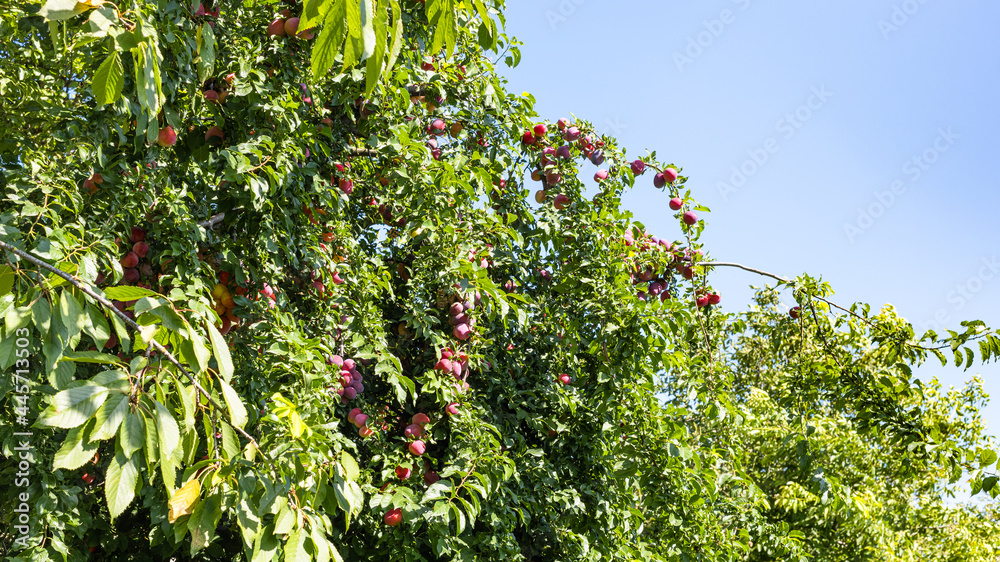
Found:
[0,240,270,461]
[198,212,226,229]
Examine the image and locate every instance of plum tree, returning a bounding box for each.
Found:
[1,1,999,562]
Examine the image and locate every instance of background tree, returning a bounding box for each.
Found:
[1,0,999,561]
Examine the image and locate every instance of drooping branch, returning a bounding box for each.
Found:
[698,261,791,284]
[0,239,270,461]
[697,260,967,352]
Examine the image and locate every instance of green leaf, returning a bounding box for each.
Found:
[284,529,309,562]
[5,305,31,333]
[359,0,376,60]
[61,350,120,364]
[53,425,99,470]
[340,451,359,481]
[57,289,85,341]
[364,0,387,95]
[980,449,998,467]
[427,0,458,57]
[220,423,239,460]
[311,0,347,78]
[104,286,160,301]
[87,6,116,35]
[219,378,248,429]
[39,385,110,428]
[206,319,234,382]
[0,265,15,295]
[984,476,999,494]
[384,0,404,81]
[190,493,222,554]
[342,0,362,69]
[39,0,88,21]
[196,23,216,83]
[91,392,129,441]
[84,303,112,349]
[119,410,145,457]
[300,0,330,28]
[105,449,139,519]
[273,503,295,535]
[154,399,180,459]
[92,51,124,106]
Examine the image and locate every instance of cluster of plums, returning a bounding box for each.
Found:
[266,10,314,39]
[625,229,718,307]
[210,270,247,335]
[333,162,353,195]
[201,74,234,104]
[328,355,367,403]
[434,288,481,342]
[118,227,153,287]
[434,350,474,397]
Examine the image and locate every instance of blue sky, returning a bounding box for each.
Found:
[499,1,1000,434]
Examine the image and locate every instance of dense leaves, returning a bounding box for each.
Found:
[1,0,999,560]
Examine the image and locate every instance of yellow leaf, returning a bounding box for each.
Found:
[78,0,103,8]
[167,478,201,522]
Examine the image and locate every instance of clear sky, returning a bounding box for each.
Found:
[499,1,1000,434]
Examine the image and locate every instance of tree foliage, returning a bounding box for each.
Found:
[1,0,999,560]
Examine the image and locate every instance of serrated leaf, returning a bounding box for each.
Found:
[384,0,404,79]
[61,350,120,364]
[40,385,109,428]
[311,0,347,78]
[154,399,180,458]
[196,23,216,83]
[91,391,129,441]
[273,504,295,535]
[359,0,376,60]
[53,425,99,470]
[92,50,124,106]
[104,286,160,301]
[119,410,144,457]
[364,0,387,95]
[168,477,201,523]
[284,530,309,562]
[105,449,139,519]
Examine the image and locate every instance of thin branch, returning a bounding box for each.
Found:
[697,260,959,353]
[698,261,790,283]
[0,240,270,461]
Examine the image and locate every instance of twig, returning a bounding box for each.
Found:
[0,240,270,461]
[697,261,790,283]
[697,260,957,353]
